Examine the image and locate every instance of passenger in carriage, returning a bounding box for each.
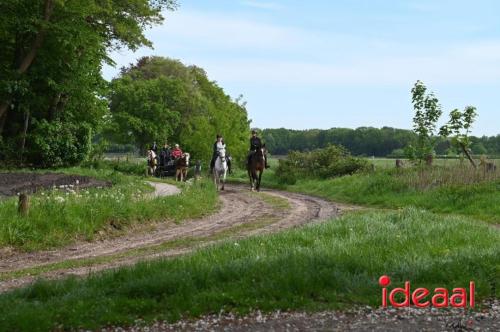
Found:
[159,142,171,166]
[171,144,183,159]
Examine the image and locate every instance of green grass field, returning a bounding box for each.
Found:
[0,168,218,251]
[0,207,497,331]
[232,157,500,223]
[368,157,500,169]
[0,158,498,330]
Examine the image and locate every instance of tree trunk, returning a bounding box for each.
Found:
[0,0,54,121]
[20,108,30,163]
[460,143,477,168]
[48,93,61,121]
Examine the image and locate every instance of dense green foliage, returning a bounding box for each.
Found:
[406,81,442,162]
[275,145,368,184]
[107,56,250,163]
[262,127,500,157]
[0,208,497,331]
[0,169,217,251]
[0,0,176,167]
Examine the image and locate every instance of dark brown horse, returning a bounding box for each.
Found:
[247,146,265,191]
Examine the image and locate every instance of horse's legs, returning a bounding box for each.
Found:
[247,168,253,190]
[221,170,226,190]
[257,170,263,191]
[251,170,257,191]
[213,170,218,190]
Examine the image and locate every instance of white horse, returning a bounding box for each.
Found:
[147,149,157,176]
[213,146,228,191]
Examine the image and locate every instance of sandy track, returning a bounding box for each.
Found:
[0,182,349,292]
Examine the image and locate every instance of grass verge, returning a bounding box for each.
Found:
[230,162,500,223]
[0,168,218,251]
[0,208,497,331]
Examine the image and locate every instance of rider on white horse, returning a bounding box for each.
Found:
[210,134,232,174]
[213,136,228,190]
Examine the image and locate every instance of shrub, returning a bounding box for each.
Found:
[277,145,368,180]
[27,120,92,167]
[83,159,146,176]
[275,159,297,185]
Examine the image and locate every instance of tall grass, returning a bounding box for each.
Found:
[0,208,497,331]
[0,169,218,251]
[230,159,500,223]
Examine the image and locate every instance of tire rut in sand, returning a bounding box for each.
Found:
[0,183,349,292]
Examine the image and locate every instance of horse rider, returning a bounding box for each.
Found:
[151,141,158,154]
[171,143,183,159]
[210,134,232,174]
[248,130,270,168]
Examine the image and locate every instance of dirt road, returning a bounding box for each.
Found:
[0,182,352,292]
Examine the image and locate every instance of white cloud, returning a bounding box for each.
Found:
[105,10,500,88]
[152,10,305,51]
[199,41,500,86]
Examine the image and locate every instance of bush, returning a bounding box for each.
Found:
[275,159,297,185]
[277,145,368,180]
[83,159,146,176]
[27,120,92,167]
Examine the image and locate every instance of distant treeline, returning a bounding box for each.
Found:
[262,127,500,157]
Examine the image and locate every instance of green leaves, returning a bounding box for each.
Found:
[0,0,177,167]
[408,81,478,167]
[107,56,250,163]
[439,106,478,167]
[408,81,443,163]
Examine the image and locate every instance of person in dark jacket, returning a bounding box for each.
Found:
[159,142,171,166]
[248,130,269,168]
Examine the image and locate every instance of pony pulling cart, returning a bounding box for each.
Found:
[147,150,191,181]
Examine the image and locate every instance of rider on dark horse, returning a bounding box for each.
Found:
[248,130,270,168]
[210,134,232,174]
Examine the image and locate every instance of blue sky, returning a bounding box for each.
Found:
[102,0,500,136]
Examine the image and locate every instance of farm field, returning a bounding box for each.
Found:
[0,160,498,331]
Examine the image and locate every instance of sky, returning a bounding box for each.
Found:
[102,0,500,136]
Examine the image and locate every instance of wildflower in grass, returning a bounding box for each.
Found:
[54,197,65,203]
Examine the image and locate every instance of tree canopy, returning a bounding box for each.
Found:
[0,0,177,166]
[261,127,500,158]
[106,56,250,163]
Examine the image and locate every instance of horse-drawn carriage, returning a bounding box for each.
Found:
[147,149,190,181]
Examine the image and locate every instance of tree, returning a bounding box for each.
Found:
[439,106,478,168]
[108,76,183,152]
[406,80,442,164]
[107,57,250,163]
[0,0,177,166]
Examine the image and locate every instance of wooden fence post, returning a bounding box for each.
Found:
[18,193,30,216]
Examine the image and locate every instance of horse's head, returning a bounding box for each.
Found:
[217,148,226,159]
[184,153,190,166]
